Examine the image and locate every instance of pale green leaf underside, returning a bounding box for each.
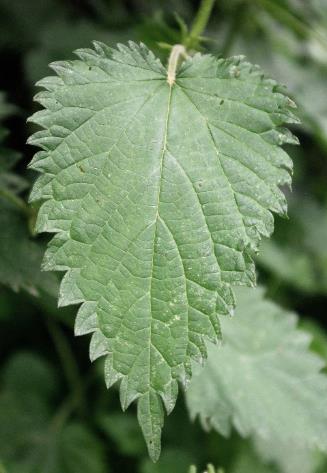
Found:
[28,41,297,460]
[186,287,327,468]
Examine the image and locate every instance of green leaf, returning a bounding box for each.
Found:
[28,41,297,459]
[186,286,327,471]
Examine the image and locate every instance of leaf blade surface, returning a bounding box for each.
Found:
[28,42,297,458]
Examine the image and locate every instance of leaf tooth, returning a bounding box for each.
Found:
[27,129,47,146]
[58,269,84,307]
[267,188,288,218]
[116,42,131,55]
[28,150,48,168]
[215,283,235,317]
[286,97,297,109]
[129,40,142,50]
[131,41,155,63]
[119,376,140,411]
[50,60,74,75]
[104,356,123,389]
[27,130,61,151]
[36,75,64,91]
[74,47,99,63]
[35,200,63,237]
[277,127,300,146]
[89,330,108,362]
[243,251,257,287]
[42,233,69,270]
[159,378,178,415]
[189,333,208,361]
[34,202,49,234]
[28,109,53,128]
[184,358,193,387]
[270,110,300,126]
[92,40,110,57]
[75,301,98,336]
[50,60,86,85]
[28,174,52,203]
[188,339,204,361]
[33,90,60,111]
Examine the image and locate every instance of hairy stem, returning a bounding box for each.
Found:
[186,0,216,48]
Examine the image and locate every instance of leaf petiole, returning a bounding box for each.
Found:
[167,44,188,85]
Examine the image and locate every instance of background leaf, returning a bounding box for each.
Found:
[186,286,327,472]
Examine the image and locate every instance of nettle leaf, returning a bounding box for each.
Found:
[186,287,327,469]
[28,41,298,459]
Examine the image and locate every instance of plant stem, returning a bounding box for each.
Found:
[185,0,216,49]
[167,0,215,80]
[0,187,30,216]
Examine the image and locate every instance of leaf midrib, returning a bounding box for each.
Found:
[148,82,174,390]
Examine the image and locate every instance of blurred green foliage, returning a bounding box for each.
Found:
[0,0,327,472]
